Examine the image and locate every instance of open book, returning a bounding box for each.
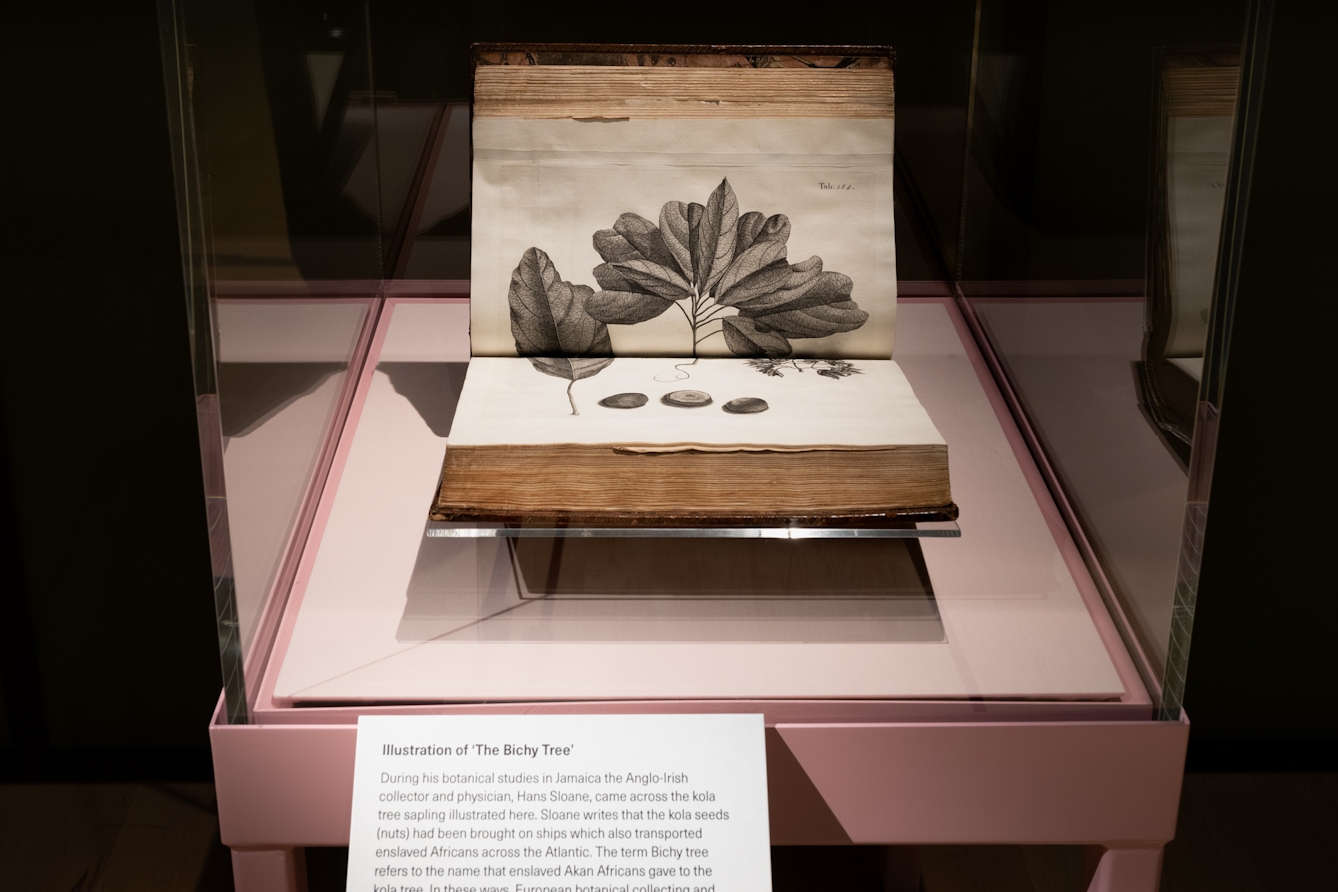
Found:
[431,47,954,525]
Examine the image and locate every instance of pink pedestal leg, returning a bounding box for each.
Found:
[231,847,306,892]
[1086,846,1164,892]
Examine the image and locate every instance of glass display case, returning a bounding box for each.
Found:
[158,2,1264,888]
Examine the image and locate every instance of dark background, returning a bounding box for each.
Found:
[0,0,1334,781]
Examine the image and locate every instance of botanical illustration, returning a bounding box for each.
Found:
[508,247,613,415]
[746,358,862,379]
[507,178,868,412]
[584,178,868,357]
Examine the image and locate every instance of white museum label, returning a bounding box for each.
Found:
[347,714,771,892]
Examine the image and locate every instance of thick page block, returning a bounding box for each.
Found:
[434,357,950,522]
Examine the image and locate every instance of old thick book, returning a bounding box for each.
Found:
[433,356,949,523]
[430,46,954,525]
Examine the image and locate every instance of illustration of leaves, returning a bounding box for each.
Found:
[751,300,869,339]
[588,257,682,326]
[613,213,681,269]
[659,201,695,280]
[509,247,613,358]
[694,179,739,293]
[745,358,862,380]
[737,272,869,340]
[726,257,832,312]
[586,289,675,324]
[585,178,869,358]
[735,212,790,255]
[746,358,787,376]
[608,258,694,301]
[526,355,615,381]
[735,211,766,253]
[592,213,681,269]
[508,247,615,415]
[722,316,793,357]
[686,202,706,284]
[713,242,791,305]
[714,260,793,307]
[591,229,644,263]
[592,262,635,292]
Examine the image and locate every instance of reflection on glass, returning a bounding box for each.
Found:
[398,103,471,279]
[215,300,369,657]
[160,0,1264,722]
[939,4,1249,706]
[967,298,1187,673]
[1140,50,1240,461]
[181,0,464,282]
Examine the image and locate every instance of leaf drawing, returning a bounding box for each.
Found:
[697,178,739,292]
[722,316,792,358]
[583,178,868,358]
[745,358,863,379]
[606,258,694,300]
[508,247,613,415]
[734,271,868,340]
[659,201,695,278]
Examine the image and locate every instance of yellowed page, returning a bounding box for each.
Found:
[448,357,943,450]
[470,118,897,359]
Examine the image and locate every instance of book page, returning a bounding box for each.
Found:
[1165,114,1233,357]
[471,118,897,360]
[448,357,943,450]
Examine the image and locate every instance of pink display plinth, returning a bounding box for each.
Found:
[210,293,1187,892]
[211,699,1187,891]
[261,297,1144,706]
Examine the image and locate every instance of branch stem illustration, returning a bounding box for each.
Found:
[566,379,579,416]
[690,288,702,359]
[684,286,731,359]
[694,326,725,347]
[698,303,732,324]
[673,300,694,328]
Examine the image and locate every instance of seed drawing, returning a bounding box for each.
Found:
[599,393,649,409]
[723,397,770,414]
[661,390,714,408]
